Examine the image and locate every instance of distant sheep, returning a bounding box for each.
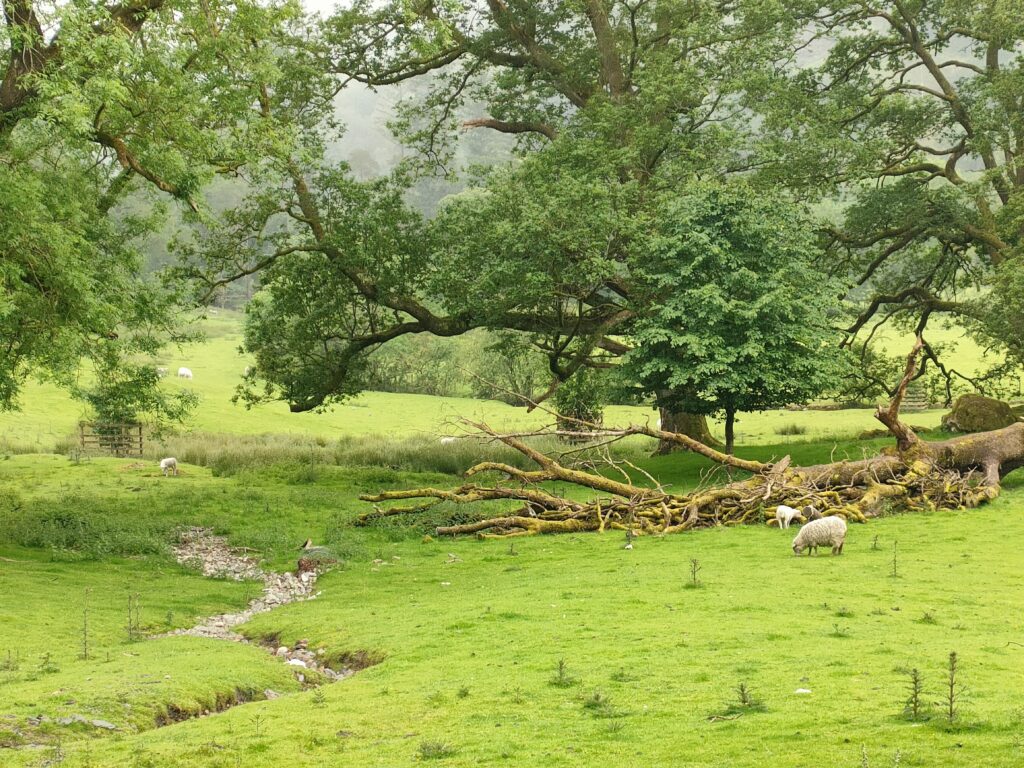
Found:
[159,457,178,477]
[775,504,802,529]
[155,367,168,377]
[804,505,823,521]
[439,436,458,445]
[792,516,847,556]
[177,367,193,379]
[244,365,253,376]
[297,538,337,573]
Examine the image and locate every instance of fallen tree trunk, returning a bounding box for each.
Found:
[359,341,1022,538]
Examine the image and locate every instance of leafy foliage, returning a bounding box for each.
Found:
[623,183,848,447]
[762,0,1024,392]
[0,0,302,415]
[76,357,198,431]
[553,368,607,426]
[185,0,808,424]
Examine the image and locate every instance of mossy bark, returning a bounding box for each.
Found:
[654,407,722,454]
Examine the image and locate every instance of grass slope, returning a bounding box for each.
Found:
[0,311,983,454]
[2,450,1024,766]
[0,547,301,745]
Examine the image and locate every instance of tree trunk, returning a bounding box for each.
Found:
[724,408,736,455]
[654,407,721,454]
[361,420,1024,538]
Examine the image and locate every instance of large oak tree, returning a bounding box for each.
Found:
[195,0,805,448]
[763,0,1024,400]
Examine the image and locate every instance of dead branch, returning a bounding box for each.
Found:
[358,341,1022,538]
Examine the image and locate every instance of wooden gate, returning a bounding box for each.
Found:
[902,383,929,412]
[79,422,144,457]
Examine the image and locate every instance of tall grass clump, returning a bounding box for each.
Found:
[776,424,808,436]
[144,432,654,476]
[0,430,65,455]
[0,496,173,558]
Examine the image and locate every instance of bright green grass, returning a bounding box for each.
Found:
[7,501,1024,767]
[0,547,301,743]
[875,321,1008,378]
[0,454,448,570]
[2,450,1024,766]
[0,311,994,455]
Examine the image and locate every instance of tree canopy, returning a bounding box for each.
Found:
[763,0,1024,397]
[190,0,806,423]
[5,0,1024,446]
[622,183,847,452]
[0,0,300,413]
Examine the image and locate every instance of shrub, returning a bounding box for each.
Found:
[0,498,172,558]
[776,423,808,436]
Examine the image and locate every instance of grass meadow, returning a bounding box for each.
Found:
[1,446,1024,766]
[1,314,1023,766]
[0,311,982,457]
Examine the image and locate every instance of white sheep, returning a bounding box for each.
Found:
[792,516,847,556]
[775,504,802,529]
[177,367,193,379]
[155,367,168,377]
[159,457,178,477]
[439,436,458,445]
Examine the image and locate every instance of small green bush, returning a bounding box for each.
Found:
[0,499,172,558]
[776,423,808,436]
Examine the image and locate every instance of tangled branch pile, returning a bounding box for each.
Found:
[360,342,1023,538]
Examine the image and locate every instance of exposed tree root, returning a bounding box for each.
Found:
[359,340,1022,538]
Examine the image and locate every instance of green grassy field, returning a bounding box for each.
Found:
[2,447,1024,767]
[2,314,1021,766]
[0,311,974,455]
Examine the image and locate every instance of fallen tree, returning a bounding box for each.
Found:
[359,340,1024,537]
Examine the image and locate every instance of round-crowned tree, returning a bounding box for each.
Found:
[624,183,849,454]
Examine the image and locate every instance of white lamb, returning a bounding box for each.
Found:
[155,367,168,377]
[439,437,458,445]
[792,516,847,556]
[177,367,193,379]
[775,504,802,529]
[159,457,178,477]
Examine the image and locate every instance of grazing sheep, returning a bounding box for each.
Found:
[803,505,823,521]
[177,367,193,379]
[159,457,178,477]
[439,436,458,445]
[792,516,847,556]
[244,365,253,376]
[155,367,168,377]
[775,504,802,529]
